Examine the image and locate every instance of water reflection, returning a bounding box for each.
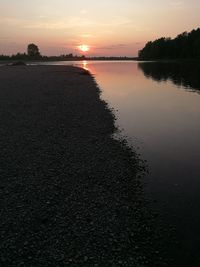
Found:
[87,61,200,267]
[82,60,89,71]
[138,61,200,93]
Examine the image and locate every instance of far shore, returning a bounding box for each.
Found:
[0,57,139,65]
[2,58,200,67]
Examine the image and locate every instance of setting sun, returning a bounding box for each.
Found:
[78,45,90,52]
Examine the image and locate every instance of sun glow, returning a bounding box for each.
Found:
[78,44,90,52]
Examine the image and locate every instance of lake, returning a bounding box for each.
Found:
[25,60,200,265]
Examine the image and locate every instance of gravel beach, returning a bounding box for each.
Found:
[0,66,166,266]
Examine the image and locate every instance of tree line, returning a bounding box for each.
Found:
[0,43,86,61]
[0,43,136,61]
[139,28,200,60]
[0,44,41,60]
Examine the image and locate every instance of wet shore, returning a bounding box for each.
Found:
[0,66,167,266]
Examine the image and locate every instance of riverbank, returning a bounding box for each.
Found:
[0,65,167,266]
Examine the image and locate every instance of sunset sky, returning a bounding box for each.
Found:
[0,0,200,56]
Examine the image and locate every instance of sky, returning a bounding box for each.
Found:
[0,0,200,56]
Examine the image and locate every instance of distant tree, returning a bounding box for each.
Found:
[11,53,28,60]
[138,28,200,60]
[27,43,41,58]
[0,54,10,60]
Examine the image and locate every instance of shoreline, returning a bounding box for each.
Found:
[0,58,139,66]
[0,65,168,266]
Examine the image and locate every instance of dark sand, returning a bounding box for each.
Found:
[0,66,167,266]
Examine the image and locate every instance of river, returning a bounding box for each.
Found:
[31,60,200,266]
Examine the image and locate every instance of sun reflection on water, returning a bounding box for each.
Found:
[82,60,89,71]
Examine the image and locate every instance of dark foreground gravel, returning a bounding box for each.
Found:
[0,66,167,266]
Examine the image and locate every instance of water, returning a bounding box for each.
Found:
[80,61,200,266]
[4,59,200,265]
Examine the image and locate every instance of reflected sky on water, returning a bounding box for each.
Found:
[79,60,200,266]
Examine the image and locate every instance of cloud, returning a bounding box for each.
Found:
[0,15,90,30]
[0,41,17,46]
[96,44,128,50]
[80,9,87,14]
[21,17,93,30]
[96,42,142,50]
[170,0,184,8]
[81,34,93,38]
[0,17,25,26]
[0,37,10,40]
[0,13,136,32]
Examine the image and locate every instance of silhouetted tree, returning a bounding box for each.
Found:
[11,53,28,60]
[0,55,10,60]
[27,43,41,58]
[139,28,200,60]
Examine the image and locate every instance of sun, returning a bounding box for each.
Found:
[78,44,90,52]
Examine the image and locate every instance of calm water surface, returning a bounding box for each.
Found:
[81,61,200,266]
[27,60,200,265]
